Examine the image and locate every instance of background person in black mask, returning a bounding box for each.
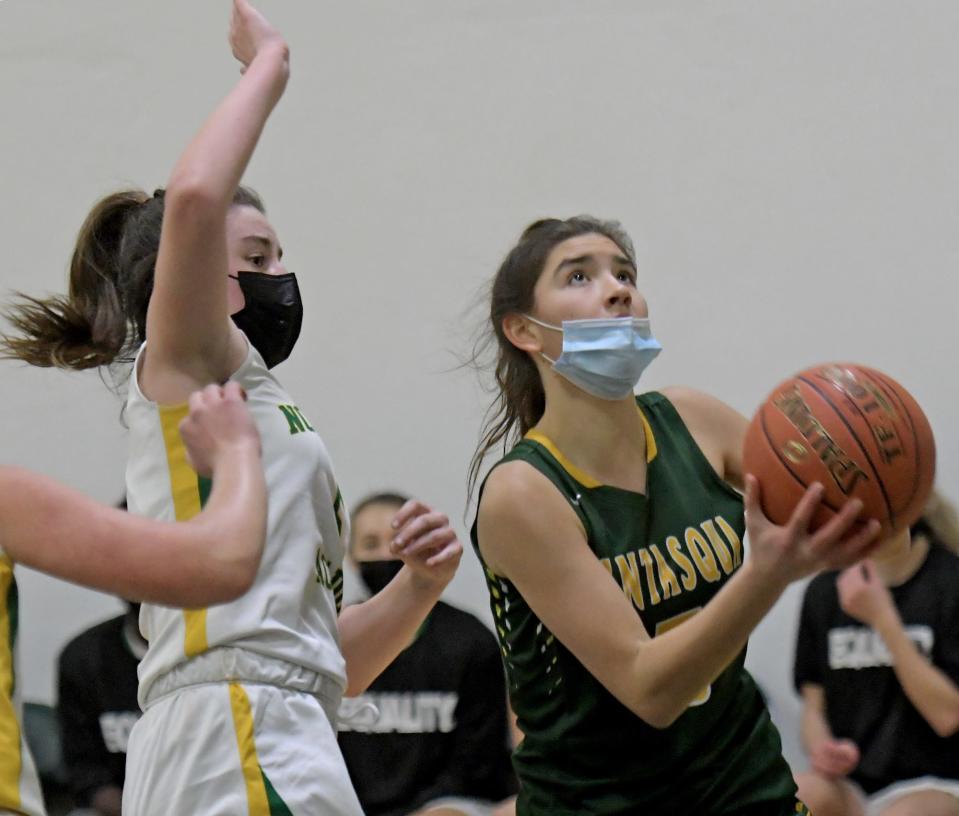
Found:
[340,492,517,816]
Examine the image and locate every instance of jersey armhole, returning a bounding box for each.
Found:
[640,391,744,504]
[473,452,589,579]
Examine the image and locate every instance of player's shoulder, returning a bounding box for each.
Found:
[657,386,745,424]
[481,458,567,519]
[59,614,125,662]
[924,545,959,585]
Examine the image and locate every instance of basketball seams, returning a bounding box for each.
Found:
[867,369,925,518]
[758,406,844,516]
[798,374,895,528]
[816,367,918,516]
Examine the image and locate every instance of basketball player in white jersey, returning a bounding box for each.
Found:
[0,382,268,816]
[1,2,463,813]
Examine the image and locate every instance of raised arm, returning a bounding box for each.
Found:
[478,462,878,729]
[0,383,267,606]
[141,0,290,403]
[338,501,463,696]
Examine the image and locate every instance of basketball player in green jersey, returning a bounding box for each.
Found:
[446,217,882,815]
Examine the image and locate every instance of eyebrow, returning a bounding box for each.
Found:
[242,235,284,259]
[553,254,635,276]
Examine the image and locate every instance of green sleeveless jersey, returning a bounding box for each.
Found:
[471,392,798,815]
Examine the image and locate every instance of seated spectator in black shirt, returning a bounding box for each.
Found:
[793,491,959,816]
[56,600,144,816]
[338,492,517,816]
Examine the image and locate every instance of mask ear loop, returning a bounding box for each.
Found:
[522,314,563,365]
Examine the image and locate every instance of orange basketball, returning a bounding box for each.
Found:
[743,363,935,540]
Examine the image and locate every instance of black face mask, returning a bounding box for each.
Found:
[229,271,303,369]
[358,559,404,595]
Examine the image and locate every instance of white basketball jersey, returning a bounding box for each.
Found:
[125,342,349,707]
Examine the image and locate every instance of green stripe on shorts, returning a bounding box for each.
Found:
[261,769,293,816]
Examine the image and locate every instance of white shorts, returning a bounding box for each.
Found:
[864,776,959,815]
[123,648,362,816]
[0,730,46,816]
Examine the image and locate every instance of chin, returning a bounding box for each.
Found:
[872,530,911,561]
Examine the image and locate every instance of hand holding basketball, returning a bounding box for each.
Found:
[743,363,935,541]
[744,475,880,584]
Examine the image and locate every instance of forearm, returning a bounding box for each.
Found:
[166,44,288,210]
[800,699,835,756]
[181,442,267,597]
[338,568,445,696]
[0,450,264,606]
[874,609,959,736]
[629,561,786,725]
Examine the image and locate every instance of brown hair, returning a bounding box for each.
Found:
[467,216,637,498]
[913,489,959,555]
[1,186,264,372]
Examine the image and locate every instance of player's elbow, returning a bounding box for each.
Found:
[164,174,232,221]
[177,522,263,605]
[628,684,688,729]
[211,537,262,602]
[176,561,256,607]
[930,707,959,738]
[634,700,684,730]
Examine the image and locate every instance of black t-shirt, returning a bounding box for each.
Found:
[794,546,959,793]
[56,614,141,807]
[338,601,517,816]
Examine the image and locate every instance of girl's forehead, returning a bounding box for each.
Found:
[228,205,276,238]
[545,233,627,267]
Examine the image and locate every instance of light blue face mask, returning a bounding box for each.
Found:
[526,315,663,400]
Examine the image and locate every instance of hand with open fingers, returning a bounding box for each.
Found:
[229,0,289,75]
[389,499,463,590]
[837,559,895,627]
[810,737,860,778]
[743,475,881,586]
[179,381,261,477]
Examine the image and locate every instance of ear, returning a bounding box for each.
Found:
[502,313,543,355]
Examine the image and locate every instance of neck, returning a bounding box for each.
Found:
[873,532,930,586]
[534,373,647,487]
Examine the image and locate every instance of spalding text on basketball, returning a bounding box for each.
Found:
[773,386,870,496]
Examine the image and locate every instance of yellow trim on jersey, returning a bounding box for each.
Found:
[524,430,602,488]
[637,406,658,462]
[525,405,657,488]
[159,403,208,657]
[229,683,270,816]
[0,555,22,811]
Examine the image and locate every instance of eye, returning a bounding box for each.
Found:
[567,270,588,285]
[617,268,637,284]
[248,254,266,268]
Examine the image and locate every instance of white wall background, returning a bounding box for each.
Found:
[2,0,957,772]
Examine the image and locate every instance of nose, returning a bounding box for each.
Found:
[604,275,632,313]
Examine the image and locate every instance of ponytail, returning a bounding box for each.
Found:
[2,184,266,373]
[1,190,150,369]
